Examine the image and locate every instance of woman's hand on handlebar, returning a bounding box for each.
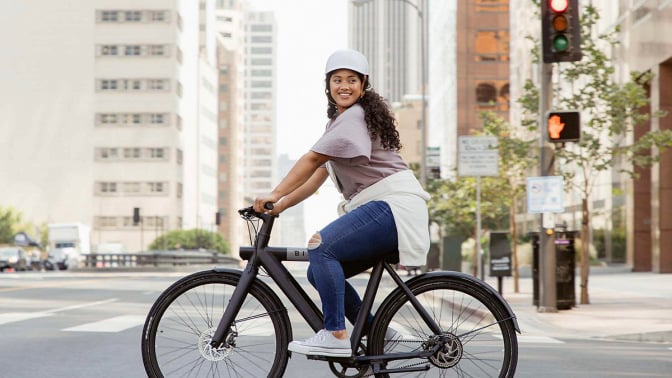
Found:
[254,193,283,215]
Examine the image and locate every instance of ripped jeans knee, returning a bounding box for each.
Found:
[308,232,322,250]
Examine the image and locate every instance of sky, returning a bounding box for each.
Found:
[246,0,349,234]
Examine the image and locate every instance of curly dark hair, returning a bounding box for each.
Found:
[325,72,402,151]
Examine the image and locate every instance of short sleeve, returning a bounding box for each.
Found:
[311,105,371,162]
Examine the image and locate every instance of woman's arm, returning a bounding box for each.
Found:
[254,151,330,213]
[272,167,329,214]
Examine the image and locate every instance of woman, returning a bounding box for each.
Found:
[253,49,429,358]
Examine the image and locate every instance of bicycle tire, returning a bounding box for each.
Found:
[141,269,292,378]
[368,273,518,378]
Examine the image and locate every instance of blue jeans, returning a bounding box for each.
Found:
[306,200,399,331]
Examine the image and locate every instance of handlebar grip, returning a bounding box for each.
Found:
[264,202,274,210]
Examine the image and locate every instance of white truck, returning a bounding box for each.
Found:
[47,223,91,270]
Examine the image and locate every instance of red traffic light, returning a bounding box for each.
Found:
[549,0,569,13]
[542,0,582,63]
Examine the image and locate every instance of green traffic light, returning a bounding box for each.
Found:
[553,35,568,52]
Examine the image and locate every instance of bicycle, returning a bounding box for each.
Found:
[141,205,520,377]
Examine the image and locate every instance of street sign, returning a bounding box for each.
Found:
[526,176,564,213]
[458,136,499,177]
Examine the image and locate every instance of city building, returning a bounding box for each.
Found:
[242,11,277,205]
[349,0,428,175]
[215,0,246,254]
[0,1,219,252]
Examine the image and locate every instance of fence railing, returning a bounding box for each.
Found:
[80,251,239,269]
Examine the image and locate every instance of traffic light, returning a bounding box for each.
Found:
[547,111,580,143]
[133,207,141,225]
[542,0,582,63]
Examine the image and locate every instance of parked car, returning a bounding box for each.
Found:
[0,247,30,271]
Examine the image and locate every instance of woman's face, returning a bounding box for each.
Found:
[329,69,364,114]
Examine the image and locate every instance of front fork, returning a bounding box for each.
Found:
[209,262,259,347]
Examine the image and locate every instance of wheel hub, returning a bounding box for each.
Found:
[198,327,233,361]
[429,333,463,368]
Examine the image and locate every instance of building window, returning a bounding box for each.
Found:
[125,45,141,56]
[100,80,118,90]
[97,182,118,194]
[148,10,169,22]
[96,79,170,92]
[100,45,118,56]
[97,148,120,160]
[96,10,170,23]
[147,182,167,194]
[124,11,142,22]
[123,148,141,159]
[96,113,170,127]
[475,0,509,12]
[474,30,509,62]
[122,182,141,193]
[475,82,497,104]
[95,216,118,228]
[176,149,183,164]
[148,148,166,159]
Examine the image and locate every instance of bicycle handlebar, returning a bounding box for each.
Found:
[238,202,275,220]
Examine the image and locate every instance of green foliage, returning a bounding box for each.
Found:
[427,174,510,240]
[0,206,24,244]
[148,229,231,255]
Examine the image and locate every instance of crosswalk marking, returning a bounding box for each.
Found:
[0,298,119,326]
[0,312,53,325]
[518,335,564,344]
[63,315,146,333]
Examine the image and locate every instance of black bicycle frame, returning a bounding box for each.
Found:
[209,211,445,364]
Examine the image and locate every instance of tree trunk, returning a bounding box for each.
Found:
[510,195,519,293]
[580,197,591,304]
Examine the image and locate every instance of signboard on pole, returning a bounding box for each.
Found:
[458,136,499,177]
[526,176,564,213]
[489,231,512,277]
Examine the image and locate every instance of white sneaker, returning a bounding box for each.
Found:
[384,327,403,352]
[288,329,352,357]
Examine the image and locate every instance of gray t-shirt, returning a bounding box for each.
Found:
[311,104,408,200]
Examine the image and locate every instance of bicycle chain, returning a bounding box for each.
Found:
[360,338,431,377]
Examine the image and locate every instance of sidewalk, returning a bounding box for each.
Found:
[485,265,672,343]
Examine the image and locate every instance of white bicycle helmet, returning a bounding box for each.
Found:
[325,49,370,75]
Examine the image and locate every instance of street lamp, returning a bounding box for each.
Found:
[352,0,428,185]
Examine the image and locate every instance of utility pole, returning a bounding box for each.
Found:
[538,61,557,313]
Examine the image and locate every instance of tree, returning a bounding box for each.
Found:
[148,229,231,255]
[520,3,672,304]
[427,172,510,276]
[478,111,537,292]
[0,206,24,244]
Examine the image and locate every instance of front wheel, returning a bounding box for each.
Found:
[369,273,518,377]
[141,269,292,377]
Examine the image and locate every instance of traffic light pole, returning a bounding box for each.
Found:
[538,62,558,313]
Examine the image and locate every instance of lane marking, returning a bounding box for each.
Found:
[63,315,146,333]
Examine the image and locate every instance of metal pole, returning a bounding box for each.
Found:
[419,2,427,185]
[476,176,483,280]
[539,62,557,312]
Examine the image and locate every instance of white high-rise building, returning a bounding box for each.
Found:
[0,1,219,252]
[243,11,277,200]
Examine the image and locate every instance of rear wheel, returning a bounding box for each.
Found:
[142,270,291,377]
[369,274,518,377]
